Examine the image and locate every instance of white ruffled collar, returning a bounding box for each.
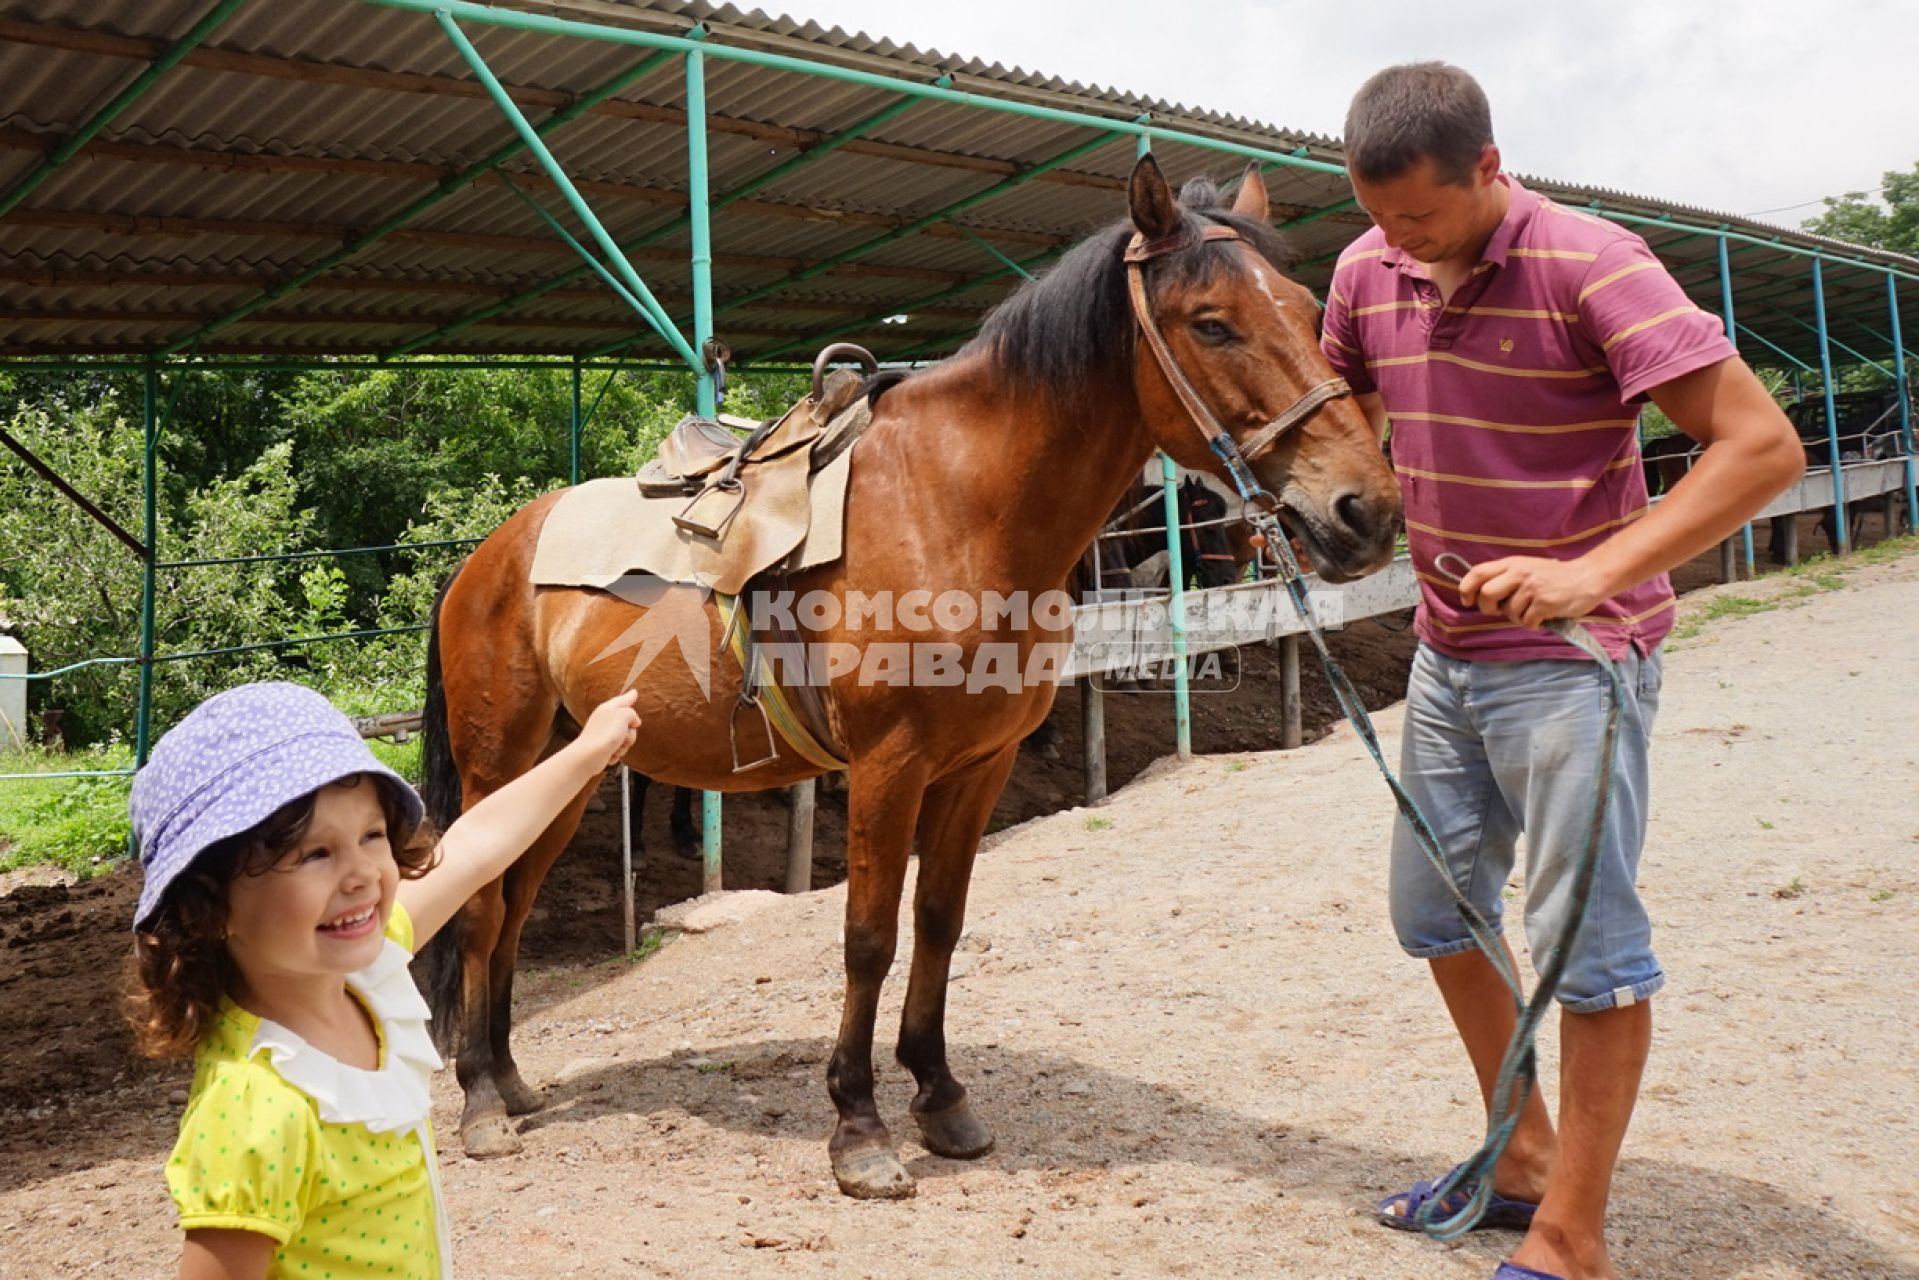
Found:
[248,936,444,1133]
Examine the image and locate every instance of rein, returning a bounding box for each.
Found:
[1127,224,1625,1240]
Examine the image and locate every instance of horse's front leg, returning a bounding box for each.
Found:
[897,746,1019,1161]
[827,755,928,1199]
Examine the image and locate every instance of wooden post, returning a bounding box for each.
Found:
[1882,490,1898,542]
[619,765,636,952]
[1280,634,1302,750]
[1718,536,1737,583]
[784,779,815,894]
[1079,674,1107,804]
[1781,514,1800,566]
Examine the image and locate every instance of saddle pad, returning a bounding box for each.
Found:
[529,441,855,594]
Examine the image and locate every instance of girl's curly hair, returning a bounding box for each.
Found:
[125,773,437,1059]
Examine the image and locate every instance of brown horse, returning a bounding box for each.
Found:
[417,155,1402,1198]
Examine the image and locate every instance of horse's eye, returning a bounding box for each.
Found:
[1193,318,1237,344]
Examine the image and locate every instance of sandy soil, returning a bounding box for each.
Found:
[4,517,1914,1279]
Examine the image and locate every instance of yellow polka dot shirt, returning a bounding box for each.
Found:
[166,904,447,1279]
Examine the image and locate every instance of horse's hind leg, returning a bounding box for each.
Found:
[897,747,1018,1162]
[827,757,928,1199]
[488,784,599,1118]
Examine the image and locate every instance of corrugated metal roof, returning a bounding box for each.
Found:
[0,0,1912,370]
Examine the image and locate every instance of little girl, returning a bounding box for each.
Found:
[126,680,640,1280]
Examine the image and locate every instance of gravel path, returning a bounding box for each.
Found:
[6,551,1917,1279]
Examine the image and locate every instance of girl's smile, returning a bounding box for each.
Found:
[225,777,400,1002]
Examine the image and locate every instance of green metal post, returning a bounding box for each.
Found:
[1891,274,1916,528]
[0,0,249,220]
[135,365,160,765]
[569,361,582,486]
[1812,258,1850,553]
[686,47,723,892]
[1134,123,1191,759]
[1717,237,1755,575]
[432,12,700,371]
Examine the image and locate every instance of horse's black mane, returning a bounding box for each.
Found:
[964,176,1294,395]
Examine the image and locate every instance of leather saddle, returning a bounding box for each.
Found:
[636,345,877,544]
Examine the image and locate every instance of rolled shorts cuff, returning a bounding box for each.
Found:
[1400,934,1494,962]
[1560,971,1666,1014]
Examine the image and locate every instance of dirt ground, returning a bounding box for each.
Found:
[4,514,1915,1278]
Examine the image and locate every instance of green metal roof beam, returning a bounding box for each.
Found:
[0,0,249,221]
[1279,197,1358,230]
[359,0,1350,179]
[0,356,817,373]
[1590,205,1919,287]
[434,12,700,370]
[948,219,1036,280]
[159,43,682,358]
[748,245,1065,363]
[1733,320,1816,372]
[1844,319,1919,369]
[500,174,683,355]
[583,129,1117,360]
[1763,307,1898,379]
[708,132,1113,319]
[387,86,932,359]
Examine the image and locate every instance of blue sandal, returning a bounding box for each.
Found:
[1375,1163,1540,1233]
[1491,1265,1565,1280]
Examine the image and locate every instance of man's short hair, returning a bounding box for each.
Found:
[1344,62,1494,186]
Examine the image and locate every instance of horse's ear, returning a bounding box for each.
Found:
[1129,153,1181,241]
[1230,161,1270,222]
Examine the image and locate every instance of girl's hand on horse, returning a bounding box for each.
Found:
[399,690,641,945]
[574,688,642,768]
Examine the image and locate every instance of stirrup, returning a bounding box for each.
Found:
[673,477,746,540]
[729,693,779,773]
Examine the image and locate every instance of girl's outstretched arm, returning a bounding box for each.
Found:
[180,1229,273,1280]
[398,690,641,944]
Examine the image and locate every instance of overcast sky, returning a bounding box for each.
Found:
[779,0,1918,228]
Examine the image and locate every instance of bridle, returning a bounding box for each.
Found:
[1123,223,1351,521]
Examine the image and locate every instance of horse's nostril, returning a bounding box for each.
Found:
[1334,492,1372,540]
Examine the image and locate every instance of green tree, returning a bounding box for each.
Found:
[1802,161,1919,255]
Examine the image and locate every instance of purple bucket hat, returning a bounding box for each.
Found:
[130,681,425,930]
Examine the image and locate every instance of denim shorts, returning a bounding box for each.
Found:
[1388,642,1666,1013]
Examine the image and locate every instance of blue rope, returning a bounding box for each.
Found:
[1229,473,1623,1240]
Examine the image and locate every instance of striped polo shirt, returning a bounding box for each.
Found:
[1320,176,1735,662]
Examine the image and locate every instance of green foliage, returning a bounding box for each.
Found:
[0,359,819,866]
[0,744,133,878]
[1801,161,1919,256]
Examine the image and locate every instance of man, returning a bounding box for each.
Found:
[1319,63,1803,1280]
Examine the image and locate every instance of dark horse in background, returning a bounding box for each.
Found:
[417,156,1401,1198]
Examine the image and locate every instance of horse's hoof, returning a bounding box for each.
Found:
[462,1114,523,1160]
[831,1142,917,1200]
[498,1071,545,1117]
[914,1098,995,1160]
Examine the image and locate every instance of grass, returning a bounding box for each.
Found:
[0,742,135,878]
[1084,816,1113,831]
[624,928,674,964]
[1669,532,1919,641]
[0,710,418,881]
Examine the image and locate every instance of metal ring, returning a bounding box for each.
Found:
[1433,551,1476,583]
[811,343,878,401]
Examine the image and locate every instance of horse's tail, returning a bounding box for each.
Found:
[417,561,468,1054]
